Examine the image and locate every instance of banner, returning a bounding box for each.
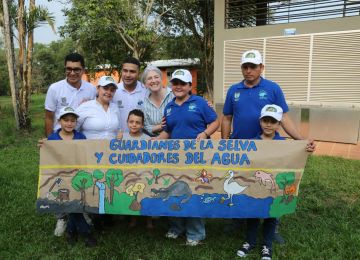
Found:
[37,139,308,218]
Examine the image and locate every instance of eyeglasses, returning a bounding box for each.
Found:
[241,64,259,70]
[65,67,83,74]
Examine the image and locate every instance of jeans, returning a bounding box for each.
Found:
[67,213,91,235]
[168,217,205,241]
[246,218,276,248]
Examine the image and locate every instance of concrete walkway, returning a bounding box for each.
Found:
[211,132,360,160]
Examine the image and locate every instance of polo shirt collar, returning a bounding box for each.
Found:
[169,94,195,107]
[238,77,264,89]
[66,79,86,91]
[118,81,143,94]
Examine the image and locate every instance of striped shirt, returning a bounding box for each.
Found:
[143,87,174,136]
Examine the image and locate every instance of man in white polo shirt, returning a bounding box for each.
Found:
[112,57,146,132]
[44,53,97,137]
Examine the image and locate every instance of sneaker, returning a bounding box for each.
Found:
[165,231,179,239]
[236,242,253,257]
[54,218,67,237]
[260,245,272,260]
[186,239,200,246]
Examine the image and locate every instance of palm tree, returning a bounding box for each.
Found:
[1,0,54,129]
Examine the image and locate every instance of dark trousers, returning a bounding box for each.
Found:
[67,213,91,235]
[246,218,276,248]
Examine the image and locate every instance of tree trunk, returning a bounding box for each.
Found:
[2,0,20,129]
[17,0,31,129]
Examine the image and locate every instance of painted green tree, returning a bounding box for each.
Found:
[105,169,124,204]
[71,170,94,205]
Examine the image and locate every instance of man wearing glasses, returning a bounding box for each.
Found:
[44,53,96,137]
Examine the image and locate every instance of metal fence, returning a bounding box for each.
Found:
[225,0,360,29]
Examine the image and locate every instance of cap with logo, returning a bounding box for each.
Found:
[98,75,118,88]
[58,106,79,120]
[241,50,263,65]
[260,104,283,121]
[170,69,192,83]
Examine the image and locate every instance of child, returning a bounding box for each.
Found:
[122,109,154,230]
[46,106,97,247]
[157,69,220,246]
[237,104,284,259]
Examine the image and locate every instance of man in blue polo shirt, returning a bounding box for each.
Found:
[221,49,315,245]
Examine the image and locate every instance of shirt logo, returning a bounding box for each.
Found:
[188,103,197,112]
[166,108,172,116]
[259,90,268,100]
[117,100,124,108]
[234,92,240,101]
[60,97,69,106]
[137,100,144,107]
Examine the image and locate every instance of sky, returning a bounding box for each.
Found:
[34,0,69,44]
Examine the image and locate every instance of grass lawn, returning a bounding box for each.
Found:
[0,94,359,259]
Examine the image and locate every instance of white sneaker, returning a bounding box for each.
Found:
[54,218,67,237]
[165,231,179,239]
[186,239,201,246]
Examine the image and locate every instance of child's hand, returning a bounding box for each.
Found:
[116,130,123,140]
[37,138,47,148]
[306,140,316,152]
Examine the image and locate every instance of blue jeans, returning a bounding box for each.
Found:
[67,213,91,235]
[168,217,205,241]
[246,218,276,248]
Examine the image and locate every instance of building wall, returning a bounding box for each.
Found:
[214,0,360,105]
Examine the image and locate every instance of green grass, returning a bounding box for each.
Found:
[0,95,359,259]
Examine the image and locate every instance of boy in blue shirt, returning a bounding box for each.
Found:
[46,107,96,247]
[237,104,284,260]
[157,69,219,246]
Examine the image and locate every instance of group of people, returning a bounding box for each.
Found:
[42,50,315,259]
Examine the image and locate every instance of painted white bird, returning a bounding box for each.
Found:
[222,170,248,206]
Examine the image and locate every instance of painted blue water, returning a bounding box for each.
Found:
[141,193,273,218]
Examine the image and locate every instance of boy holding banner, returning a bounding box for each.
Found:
[45,107,97,247]
[157,69,220,246]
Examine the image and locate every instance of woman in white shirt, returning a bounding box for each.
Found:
[76,76,121,140]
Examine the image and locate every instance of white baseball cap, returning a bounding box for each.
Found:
[241,50,263,65]
[170,69,192,83]
[260,104,283,121]
[98,75,117,88]
[57,106,79,120]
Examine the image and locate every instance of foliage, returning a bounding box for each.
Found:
[275,171,295,190]
[32,38,76,93]
[153,0,214,97]
[60,0,162,66]
[71,170,94,191]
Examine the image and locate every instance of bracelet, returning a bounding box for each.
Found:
[203,131,209,138]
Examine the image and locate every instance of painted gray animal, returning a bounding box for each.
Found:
[151,180,192,203]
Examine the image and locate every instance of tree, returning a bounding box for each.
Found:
[60,0,165,67]
[153,0,214,98]
[71,170,94,205]
[0,0,54,129]
[105,169,124,205]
